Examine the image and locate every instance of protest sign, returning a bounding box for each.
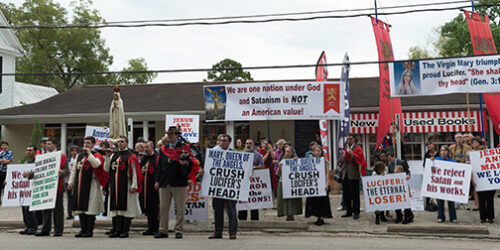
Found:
[408,174,425,211]
[204,82,344,121]
[362,173,411,212]
[30,151,62,211]
[407,160,424,175]
[469,148,500,191]
[421,159,471,203]
[169,182,208,221]
[390,54,500,97]
[1,164,34,207]
[201,149,253,201]
[165,115,200,143]
[85,126,110,147]
[236,169,274,211]
[282,157,326,199]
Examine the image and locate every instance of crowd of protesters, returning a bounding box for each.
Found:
[0,130,497,239]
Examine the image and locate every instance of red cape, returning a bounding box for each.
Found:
[344,145,367,177]
[127,153,143,193]
[89,152,109,188]
[161,143,198,183]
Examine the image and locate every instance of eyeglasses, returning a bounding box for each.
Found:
[218,139,229,142]
[118,141,126,143]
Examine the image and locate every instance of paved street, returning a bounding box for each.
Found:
[0,231,498,250]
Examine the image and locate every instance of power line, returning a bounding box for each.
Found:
[2,53,498,77]
[0,2,488,29]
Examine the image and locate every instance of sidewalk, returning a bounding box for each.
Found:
[1,194,498,238]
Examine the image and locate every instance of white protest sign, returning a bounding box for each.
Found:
[421,159,471,203]
[1,164,34,207]
[85,126,110,147]
[30,151,62,211]
[169,182,208,221]
[201,149,253,201]
[165,115,200,143]
[408,174,424,211]
[204,82,344,121]
[362,173,411,212]
[236,169,274,211]
[390,54,500,97]
[407,160,424,175]
[470,148,500,191]
[282,157,327,199]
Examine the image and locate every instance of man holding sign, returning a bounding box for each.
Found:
[18,145,38,235]
[203,134,253,240]
[29,139,67,237]
[237,139,265,221]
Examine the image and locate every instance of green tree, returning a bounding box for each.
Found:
[0,0,156,91]
[113,58,158,85]
[20,120,42,163]
[408,1,500,58]
[205,58,253,82]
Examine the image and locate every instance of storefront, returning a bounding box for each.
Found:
[350,111,493,168]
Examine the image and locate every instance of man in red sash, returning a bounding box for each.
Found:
[140,141,159,236]
[68,136,108,237]
[104,136,143,238]
[154,126,193,239]
[339,135,366,220]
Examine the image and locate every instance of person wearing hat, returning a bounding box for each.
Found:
[38,137,49,155]
[154,126,193,239]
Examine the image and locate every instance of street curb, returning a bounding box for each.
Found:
[0,221,24,228]
[387,224,489,235]
[71,220,309,230]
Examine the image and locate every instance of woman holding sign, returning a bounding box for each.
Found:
[433,145,458,223]
[277,146,302,221]
[305,145,332,226]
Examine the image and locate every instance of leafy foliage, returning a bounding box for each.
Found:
[205,58,253,82]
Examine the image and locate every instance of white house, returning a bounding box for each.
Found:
[0,10,58,140]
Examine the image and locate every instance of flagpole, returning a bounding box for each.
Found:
[466,92,472,132]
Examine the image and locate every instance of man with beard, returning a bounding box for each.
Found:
[104,136,143,238]
[140,141,159,236]
[238,139,265,221]
[68,136,108,237]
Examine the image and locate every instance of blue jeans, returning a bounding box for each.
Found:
[437,199,457,221]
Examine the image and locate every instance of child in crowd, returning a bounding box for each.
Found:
[394,165,413,224]
[372,161,388,225]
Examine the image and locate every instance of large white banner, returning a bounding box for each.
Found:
[169,182,208,221]
[204,82,344,121]
[421,159,471,203]
[282,157,327,199]
[390,54,500,97]
[236,169,274,211]
[30,151,62,211]
[201,149,253,201]
[470,148,500,192]
[1,164,34,207]
[85,126,111,147]
[165,115,200,143]
[362,173,411,212]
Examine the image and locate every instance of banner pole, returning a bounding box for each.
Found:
[466,92,472,132]
[479,94,486,138]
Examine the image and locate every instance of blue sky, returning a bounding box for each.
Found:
[5,0,468,83]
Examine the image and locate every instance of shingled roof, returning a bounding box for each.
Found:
[0,77,479,118]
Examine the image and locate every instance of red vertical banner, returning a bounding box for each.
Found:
[464,10,500,136]
[371,17,403,145]
[316,51,330,161]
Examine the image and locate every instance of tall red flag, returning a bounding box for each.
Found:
[315,51,330,162]
[371,17,403,145]
[464,10,500,136]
